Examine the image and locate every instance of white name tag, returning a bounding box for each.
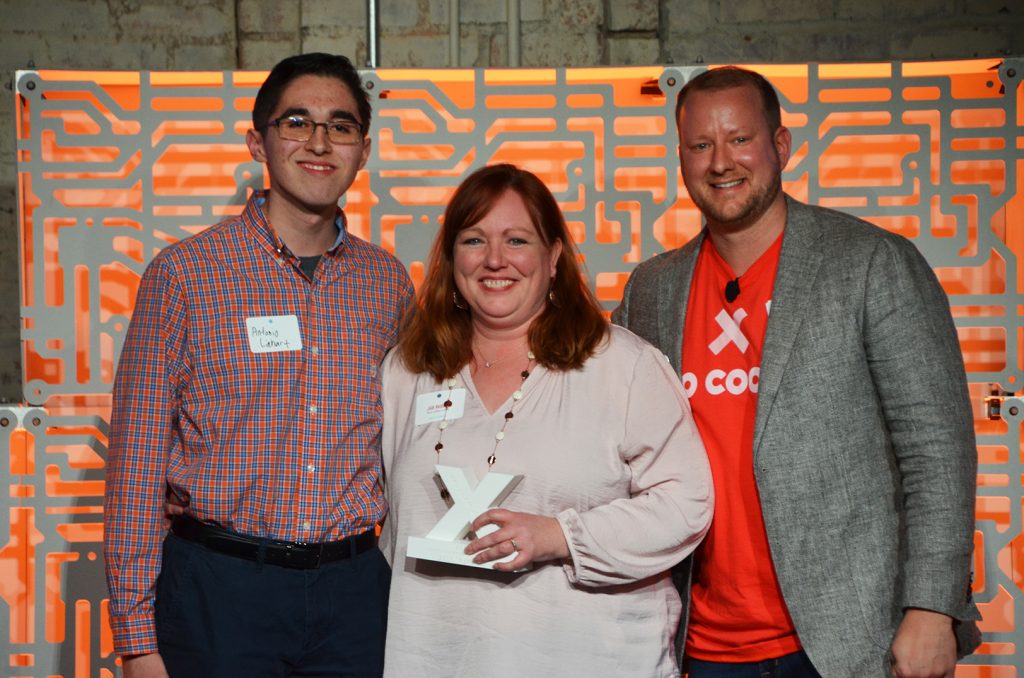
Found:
[415,388,467,426]
[245,315,303,354]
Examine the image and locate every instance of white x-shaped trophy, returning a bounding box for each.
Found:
[406,465,523,570]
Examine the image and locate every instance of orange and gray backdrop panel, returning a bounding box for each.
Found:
[5,60,1024,676]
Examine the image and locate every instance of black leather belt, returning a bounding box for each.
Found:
[171,514,377,569]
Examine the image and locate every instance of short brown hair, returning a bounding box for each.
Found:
[675,66,782,132]
[398,164,608,381]
[253,53,371,134]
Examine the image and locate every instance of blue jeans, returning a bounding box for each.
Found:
[686,650,822,678]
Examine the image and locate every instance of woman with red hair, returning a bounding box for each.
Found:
[380,163,713,677]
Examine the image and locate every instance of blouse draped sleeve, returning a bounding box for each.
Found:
[557,340,713,587]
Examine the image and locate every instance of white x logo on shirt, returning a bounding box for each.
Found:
[709,308,750,355]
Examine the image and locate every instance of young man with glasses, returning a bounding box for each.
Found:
[104,53,413,678]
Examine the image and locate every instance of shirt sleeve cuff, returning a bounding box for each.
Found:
[557,508,585,584]
[111,612,159,657]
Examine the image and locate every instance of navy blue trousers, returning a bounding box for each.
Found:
[687,650,822,678]
[155,533,390,677]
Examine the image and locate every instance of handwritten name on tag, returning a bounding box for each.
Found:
[415,388,467,426]
[245,315,303,354]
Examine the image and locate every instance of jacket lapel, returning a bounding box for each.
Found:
[659,232,704,374]
[753,198,825,458]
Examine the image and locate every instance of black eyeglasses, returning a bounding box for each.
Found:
[267,115,365,145]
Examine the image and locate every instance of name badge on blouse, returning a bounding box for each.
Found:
[245,315,303,354]
[415,388,467,426]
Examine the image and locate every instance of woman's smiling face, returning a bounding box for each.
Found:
[453,189,562,335]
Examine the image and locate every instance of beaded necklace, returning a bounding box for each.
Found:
[434,351,535,468]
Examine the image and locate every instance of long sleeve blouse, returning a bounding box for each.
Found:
[379,325,713,678]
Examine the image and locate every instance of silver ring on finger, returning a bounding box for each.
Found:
[509,538,519,551]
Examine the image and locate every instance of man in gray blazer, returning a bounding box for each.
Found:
[613,66,980,677]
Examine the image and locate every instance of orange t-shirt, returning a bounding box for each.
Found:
[682,233,801,662]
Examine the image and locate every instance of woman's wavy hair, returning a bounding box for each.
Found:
[399,163,608,380]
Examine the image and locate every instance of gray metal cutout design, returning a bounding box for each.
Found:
[10,62,1024,673]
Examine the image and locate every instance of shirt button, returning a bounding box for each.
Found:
[308,405,317,414]
[311,346,320,356]
[302,521,311,531]
[306,464,315,473]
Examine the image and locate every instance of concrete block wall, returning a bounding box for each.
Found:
[2,0,1022,402]
[660,0,1023,65]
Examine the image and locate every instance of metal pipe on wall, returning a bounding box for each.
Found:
[507,0,519,67]
[367,0,380,67]
[450,0,460,67]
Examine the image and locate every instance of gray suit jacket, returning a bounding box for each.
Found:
[613,197,980,676]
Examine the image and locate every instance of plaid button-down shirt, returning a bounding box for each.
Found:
[104,191,413,655]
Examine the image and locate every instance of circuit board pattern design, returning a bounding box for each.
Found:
[5,61,1023,675]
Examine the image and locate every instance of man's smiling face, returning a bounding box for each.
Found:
[246,74,371,219]
[677,84,791,231]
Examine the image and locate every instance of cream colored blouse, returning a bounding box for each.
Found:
[380,325,713,678]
